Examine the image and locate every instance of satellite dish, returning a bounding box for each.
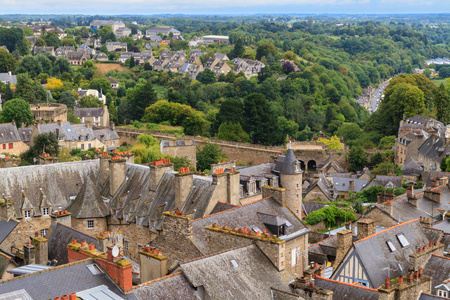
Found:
[112,246,119,258]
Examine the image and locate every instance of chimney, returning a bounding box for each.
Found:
[356,219,376,240]
[384,200,393,216]
[24,240,36,265]
[139,247,168,283]
[174,168,193,210]
[50,210,72,227]
[67,242,133,293]
[109,156,127,196]
[110,121,115,131]
[0,194,15,220]
[33,236,48,265]
[227,169,240,205]
[439,176,448,186]
[99,152,110,186]
[423,188,442,204]
[149,159,174,192]
[409,241,445,271]
[348,180,355,193]
[334,229,353,267]
[407,193,419,207]
[262,186,286,207]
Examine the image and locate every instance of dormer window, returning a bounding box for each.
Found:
[250,182,256,194]
[295,163,300,172]
[273,178,278,187]
[41,229,48,237]
[125,214,129,221]
[24,210,31,218]
[138,217,142,225]
[42,208,50,216]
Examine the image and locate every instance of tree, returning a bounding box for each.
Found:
[316,136,342,150]
[170,156,193,171]
[435,83,450,124]
[336,122,362,144]
[15,74,47,103]
[59,91,76,109]
[217,122,250,143]
[21,132,59,164]
[131,79,157,120]
[212,98,243,134]
[378,135,396,150]
[230,38,245,59]
[439,67,450,79]
[198,69,216,85]
[36,53,53,75]
[256,42,277,61]
[16,55,42,78]
[46,77,63,89]
[0,49,16,73]
[196,143,227,172]
[52,56,72,76]
[348,146,368,172]
[0,98,34,127]
[4,84,13,101]
[242,93,284,145]
[89,78,113,95]
[78,95,103,108]
[129,56,136,68]
[282,51,296,60]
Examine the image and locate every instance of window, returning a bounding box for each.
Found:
[397,234,409,248]
[151,221,156,229]
[40,229,48,237]
[24,210,31,218]
[250,182,255,194]
[273,178,278,187]
[88,143,92,149]
[81,144,85,150]
[291,248,297,266]
[296,194,299,199]
[387,241,396,252]
[111,141,115,146]
[297,183,299,188]
[87,220,94,229]
[42,208,49,216]
[138,244,143,251]
[2,144,5,149]
[125,214,129,221]
[94,117,100,123]
[8,143,13,149]
[138,217,142,225]
[125,241,130,250]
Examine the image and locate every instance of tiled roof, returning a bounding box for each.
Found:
[0,259,137,299]
[180,244,294,300]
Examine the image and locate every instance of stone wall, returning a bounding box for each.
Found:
[71,217,107,237]
[161,140,197,169]
[361,207,398,228]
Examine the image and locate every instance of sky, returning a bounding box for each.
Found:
[0,0,448,15]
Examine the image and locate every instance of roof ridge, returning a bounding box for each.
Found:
[432,254,450,260]
[315,276,378,292]
[192,197,271,222]
[0,258,93,284]
[216,201,238,207]
[133,271,183,288]
[180,243,254,265]
[421,225,443,232]
[354,219,419,244]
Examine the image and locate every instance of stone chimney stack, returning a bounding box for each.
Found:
[174,167,193,210]
[139,247,168,283]
[439,175,448,186]
[334,229,353,267]
[33,235,48,265]
[50,210,72,227]
[227,169,240,205]
[0,194,15,220]
[149,159,174,192]
[385,200,393,216]
[99,152,110,186]
[109,155,127,196]
[24,240,36,265]
[262,186,286,206]
[348,180,355,193]
[423,188,442,204]
[357,219,376,240]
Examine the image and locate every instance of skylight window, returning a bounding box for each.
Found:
[286,221,292,227]
[230,260,238,268]
[387,241,396,252]
[252,227,261,233]
[397,234,409,248]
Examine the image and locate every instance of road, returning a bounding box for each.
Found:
[368,79,391,114]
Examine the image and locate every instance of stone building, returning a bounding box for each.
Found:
[0,122,29,156]
[30,103,67,123]
[74,106,110,127]
[160,139,196,169]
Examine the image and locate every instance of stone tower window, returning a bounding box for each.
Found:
[24,210,31,218]
[42,208,49,216]
[87,220,94,229]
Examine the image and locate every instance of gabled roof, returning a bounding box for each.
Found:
[65,176,108,218]
[0,219,19,245]
[314,276,378,300]
[349,219,428,288]
[424,255,450,295]
[0,123,21,144]
[133,272,200,299]
[0,73,17,85]
[93,128,119,142]
[180,244,294,300]
[74,107,105,117]
[47,223,98,265]
[0,259,137,299]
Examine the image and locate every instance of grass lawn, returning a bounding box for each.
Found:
[118,122,183,135]
[432,79,448,86]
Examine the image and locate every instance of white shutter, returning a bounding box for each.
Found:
[291,248,297,266]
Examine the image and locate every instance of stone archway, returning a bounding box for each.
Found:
[307,160,317,171]
[300,160,306,171]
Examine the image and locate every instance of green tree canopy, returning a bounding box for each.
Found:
[256,42,278,61]
[21,132,59,164]
[217,122,250,143]
[348,146,368,173]
[0,98,34,127]
[0,49,16,73]
[78,95,103,108]
[197,143,227,172]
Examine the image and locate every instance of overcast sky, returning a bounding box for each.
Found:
[0,0,447,15]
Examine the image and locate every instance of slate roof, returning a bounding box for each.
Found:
[192,197,309,254]
[274,144,300,175]
[344,219,429,288]
[0,73,17,85]
[314,276,378,300]
[418,135,449,163]
[0,219,19,244]
[65,176,109,218]
[74,107,105,117]
[305,173,337,201]
[0,123,21,144]
[365,175,402,189]
[210,201,237,214]
[93,128,120,142]
[419,294,449,300]
[424,255,450,295]
[0,251,12,278]
[332,177,369,193]
[0,259,137,299]
[17,127,33,143]
[180,244,294,300]
[47,223,98,265]
[302,201,327,215]
[133,272,200,299]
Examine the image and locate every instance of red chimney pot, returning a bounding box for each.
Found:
[385,277,390,288]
